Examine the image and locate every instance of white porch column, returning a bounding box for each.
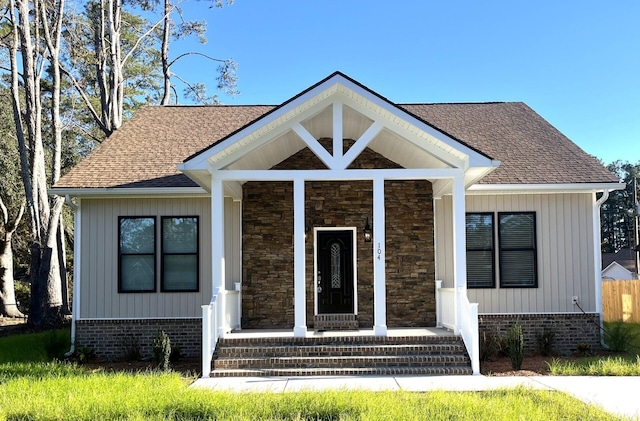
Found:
[373,177,387,336]
[211,177,226,337]
[293,178,307,337]
[451,172,466,335]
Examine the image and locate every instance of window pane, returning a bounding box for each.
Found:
[163,255,197,291]
[163,217,198,253]
[500,250,536,286]
[466,214,493,250]
[499,213,534,249]
[120,218,154,254]
[466,213,494,288]
[331,243,341,289]
[499,212,537,288]
[467,251,494,287]
[121,255,154,291]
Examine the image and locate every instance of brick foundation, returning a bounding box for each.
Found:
[75,319,201,360]
[478,313,601,355]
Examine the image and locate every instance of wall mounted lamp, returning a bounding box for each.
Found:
[363,217,372,242]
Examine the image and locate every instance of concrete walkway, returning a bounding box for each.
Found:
[192,375,640,419]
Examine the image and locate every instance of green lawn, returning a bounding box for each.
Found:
[0,329,628,420]
[0,362,623,421]
[0,328,70,363]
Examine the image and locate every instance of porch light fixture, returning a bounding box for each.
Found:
[363,218,372,242]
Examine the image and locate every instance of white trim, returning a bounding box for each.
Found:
[76,317,203,321]
[69,197,81,354]
[478,312,599,316]
[48,187,208,197]
[467,183,625,194]
[313,227,358,317]
[594,189,610,346]
[293,179,307,337]
[337,121,384,170]
[373,177,387,336]
[451,173,466,335]
[212,168,463,182]
[292,122,336,169]
[602,260,634,275]
[211,178,226,337]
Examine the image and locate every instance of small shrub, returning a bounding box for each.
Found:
[122,335,141,361]
[537,328,556,356]
[575,342,592,356]
[506,323,525,370]
[44,329,70,360]
[479,329,503,361]
[72,345,95,364]
[153,330,171,371]
[604,321,638,352]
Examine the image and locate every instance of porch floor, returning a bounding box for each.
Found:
[224,327,455,339]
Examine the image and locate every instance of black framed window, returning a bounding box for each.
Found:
[119,217,156,292]
[498,212,537,288]
[465,213,495,288]
[161,216,199,292]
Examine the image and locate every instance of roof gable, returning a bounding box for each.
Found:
[180,72,495,177]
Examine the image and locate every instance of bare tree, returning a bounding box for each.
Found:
[0,197,25,318]
[7,0,66,326]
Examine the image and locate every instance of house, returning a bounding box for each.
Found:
[51,72,623,375]
[602,249,639,280]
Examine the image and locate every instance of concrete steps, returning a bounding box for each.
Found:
[210,334,471,377]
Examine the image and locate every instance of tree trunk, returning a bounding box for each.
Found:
[160,0,171,105]
[0,198,25,318]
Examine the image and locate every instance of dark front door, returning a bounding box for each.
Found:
[317,230,354,314]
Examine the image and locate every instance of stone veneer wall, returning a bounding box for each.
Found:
[76,319,201,360]
[242,139,435,329]
[478,313,601,356]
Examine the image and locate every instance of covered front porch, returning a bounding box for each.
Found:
[178,74,498,377]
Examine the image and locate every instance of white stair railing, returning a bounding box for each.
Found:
[201,287,221,378]
[457,290,480,375]
[435,280,480,375]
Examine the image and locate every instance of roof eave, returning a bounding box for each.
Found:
[48,186,208,198]
[466,182,625,195]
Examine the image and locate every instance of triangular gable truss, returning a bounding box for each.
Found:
[179,72,499,191]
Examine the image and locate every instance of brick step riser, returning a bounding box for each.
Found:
[217,337,463,348]
[215,356,470,370]
[210,367,473,377]
[216,345,465,358]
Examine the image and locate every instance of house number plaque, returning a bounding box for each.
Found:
[377,243,382,260]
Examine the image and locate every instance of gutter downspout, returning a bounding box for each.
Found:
[594,189,610,348]
[64,195,80,357]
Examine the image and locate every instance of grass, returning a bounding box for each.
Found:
[0,329,630,420]
[548,355,640,376]
[0,328,71,363]
[0,362,623,420]
[604,321,640,353]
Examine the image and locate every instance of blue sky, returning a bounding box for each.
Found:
[170,1,639,166]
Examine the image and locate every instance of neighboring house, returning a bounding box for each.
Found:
[51,72,623,375]
[602,249,639,280]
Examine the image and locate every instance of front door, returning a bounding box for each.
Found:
[317,230,354,314]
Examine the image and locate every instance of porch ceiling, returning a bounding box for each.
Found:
[226,110,450,172]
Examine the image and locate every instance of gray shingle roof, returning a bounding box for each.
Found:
[54,102,618,189]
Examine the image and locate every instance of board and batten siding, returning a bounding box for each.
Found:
[79,197,241,319]
[435,193,595,314]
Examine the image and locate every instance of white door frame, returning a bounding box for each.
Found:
[313,227,358,315]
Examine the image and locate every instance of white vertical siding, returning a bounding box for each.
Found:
[79,197,214,319]
[434,193,596,313]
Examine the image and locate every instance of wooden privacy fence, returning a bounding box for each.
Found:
[602,280,640,323]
